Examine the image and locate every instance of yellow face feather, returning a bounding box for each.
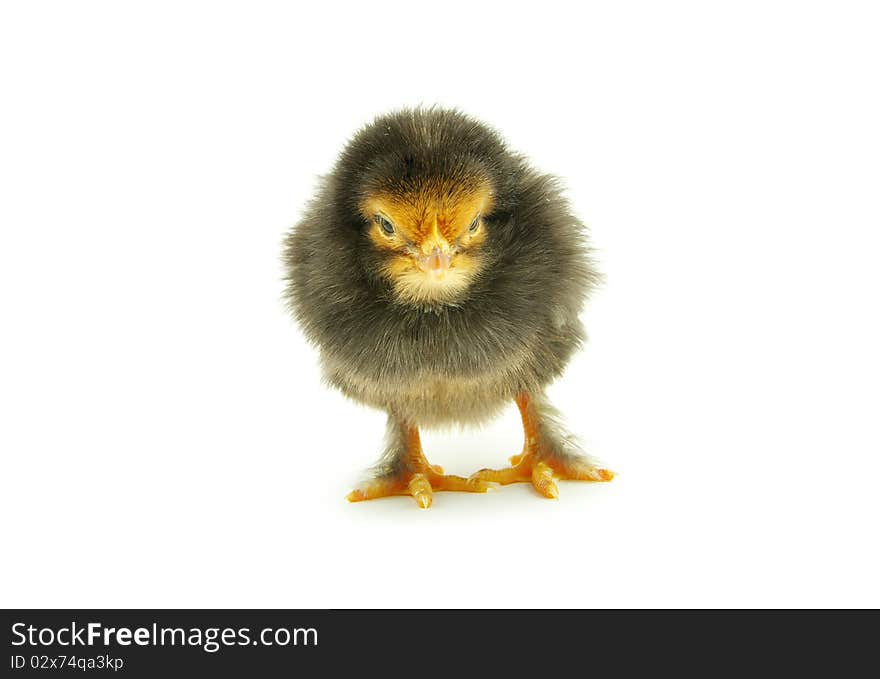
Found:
[360,179,494,305]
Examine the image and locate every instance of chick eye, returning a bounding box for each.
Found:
[376,215,395,235]
[468,216,480,233]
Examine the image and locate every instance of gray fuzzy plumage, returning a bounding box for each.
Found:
[283,108,599,464]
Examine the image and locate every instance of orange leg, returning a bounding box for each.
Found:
[470,392,614,498]
[347,424,493,509]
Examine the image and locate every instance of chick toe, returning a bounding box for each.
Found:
[470,450,611,499]
[347,468,493,509]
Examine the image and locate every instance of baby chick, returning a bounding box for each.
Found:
[283,108,613,508]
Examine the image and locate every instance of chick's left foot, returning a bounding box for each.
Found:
[470,452,614,499]
[347,468,493,509]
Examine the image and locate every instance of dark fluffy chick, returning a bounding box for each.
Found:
[283,107,613,508]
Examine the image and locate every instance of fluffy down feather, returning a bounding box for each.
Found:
[282,107,600,427]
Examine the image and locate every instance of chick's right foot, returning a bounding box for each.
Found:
[346,468,494,509]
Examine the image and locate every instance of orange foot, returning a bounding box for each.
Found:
[346,424,493,509]
[469,391,614,499]
[470,451,613,499]
[347,466,492,509]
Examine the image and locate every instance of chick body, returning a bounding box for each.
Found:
[284,108,610,505]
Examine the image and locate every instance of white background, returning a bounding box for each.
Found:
[2,1,878,608]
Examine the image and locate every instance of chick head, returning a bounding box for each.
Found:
[347,122,500,307]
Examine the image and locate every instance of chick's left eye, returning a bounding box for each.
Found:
[469,217,480,233]
[377,216,395,235]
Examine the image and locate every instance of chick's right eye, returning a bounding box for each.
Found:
[377,216,395,235]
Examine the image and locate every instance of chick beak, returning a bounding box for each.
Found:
[418,247,452,280]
